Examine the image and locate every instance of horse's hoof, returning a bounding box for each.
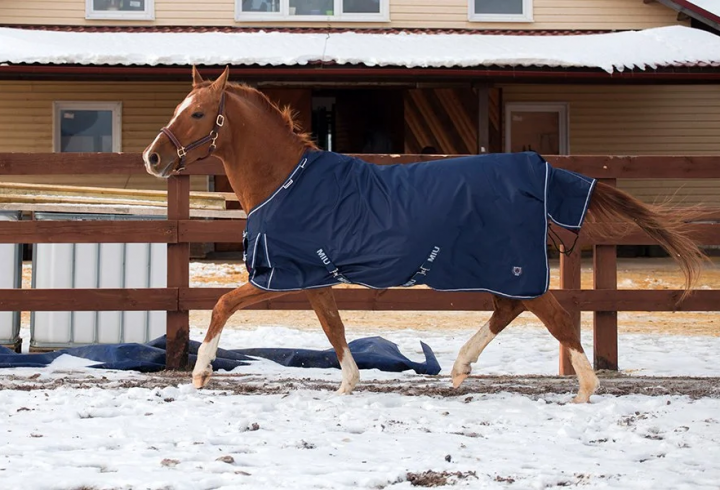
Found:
[572,394,591,404]
[192,369,212,389]
[336,383,354,395]
[452,373,468,388]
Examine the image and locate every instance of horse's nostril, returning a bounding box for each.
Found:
[149,152,161,166]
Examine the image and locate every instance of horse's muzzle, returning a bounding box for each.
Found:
[143,150,177,179]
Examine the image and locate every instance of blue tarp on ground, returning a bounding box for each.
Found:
[0,335,441,375]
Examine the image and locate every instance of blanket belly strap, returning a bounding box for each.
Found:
[316,248,351,285]
[402,245,442,287]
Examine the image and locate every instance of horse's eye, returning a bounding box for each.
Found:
[191,112,205,119]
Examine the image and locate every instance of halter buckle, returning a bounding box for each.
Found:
[177,147,187,158]
[216,114,225,127]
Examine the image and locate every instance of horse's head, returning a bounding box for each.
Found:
[143,66,230,178]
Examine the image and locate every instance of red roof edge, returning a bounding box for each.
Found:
[0,24,614,36]
[2,64,720,82]
[661,0,720,28]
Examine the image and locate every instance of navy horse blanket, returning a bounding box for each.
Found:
[244,151,595,298]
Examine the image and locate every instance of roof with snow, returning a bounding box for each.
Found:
[1,25,720,74]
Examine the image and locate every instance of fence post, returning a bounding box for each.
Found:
[559,244,581,375]
[166,174,190,369]
[593,178,619,370]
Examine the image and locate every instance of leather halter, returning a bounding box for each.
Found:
[159,92,226,173]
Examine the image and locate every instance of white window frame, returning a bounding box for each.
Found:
[236,0,389,22]
[85,0,155,21]
[469,0,533,23]
[504,102,569,154]
[53,102,123,153]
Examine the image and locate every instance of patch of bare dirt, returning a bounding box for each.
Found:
[407,470,478,487]
[3,372,719,400]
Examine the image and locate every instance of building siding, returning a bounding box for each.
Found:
[502,84,720,205]
[0,0,684,30]
[0,80,208,191]
[1,81,717,204]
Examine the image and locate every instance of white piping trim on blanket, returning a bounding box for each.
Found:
[267,267,275,290]
[571,172,594,186]
[249,277,338,292]
[263,234,272,267]
[247,157,308,219]
[250,234,260,269]
[548,171,596,229]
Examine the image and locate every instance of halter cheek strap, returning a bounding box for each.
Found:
[159,92,226,173]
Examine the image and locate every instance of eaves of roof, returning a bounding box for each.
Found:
[0,24,611,36]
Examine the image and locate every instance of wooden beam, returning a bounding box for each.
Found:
[2,288,718,313]
[559,245,582,376]
[166,175,190,370]
[2,153,720,179]
[0,221,176,244]
[0,182,225,210]
[593,179,618,371]
[178,219,246,243]
[178,288,720,312]
[476,84,490,154]
[0,203,245,219]
[0,288,177,311]
[554,223,720,247]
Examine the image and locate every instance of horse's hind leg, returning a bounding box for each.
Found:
[451,296,525,388]
[193,282,289,389]
[306,288,359,394]
[522,293,599,403]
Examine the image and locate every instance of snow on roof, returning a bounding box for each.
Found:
[1,25,720,74]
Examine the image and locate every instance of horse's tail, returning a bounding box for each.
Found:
[586,182,706,302]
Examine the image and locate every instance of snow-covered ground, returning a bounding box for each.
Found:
[2,323,719,490]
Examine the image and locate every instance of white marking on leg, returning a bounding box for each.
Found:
[451,321,495,385]
[457,321,495,366]
[192,334,221,388]
[337,346,359,395]
[570,348,599,403]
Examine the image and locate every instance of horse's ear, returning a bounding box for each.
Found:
[211,65,230,93]
[191,66,204,87]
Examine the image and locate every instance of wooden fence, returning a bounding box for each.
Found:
[0,153,719,375]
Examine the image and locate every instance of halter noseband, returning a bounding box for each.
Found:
[159,92,226,173]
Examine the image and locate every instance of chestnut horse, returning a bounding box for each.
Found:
[143,67,704,403]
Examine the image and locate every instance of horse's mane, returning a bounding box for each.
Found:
[196,81,318,150]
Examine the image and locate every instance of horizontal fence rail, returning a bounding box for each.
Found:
[3,153,720,178]
[1,152,719,373]
[0,288,717,313]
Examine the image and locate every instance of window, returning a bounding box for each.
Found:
[237,0,388,21]
[53,102,122,153]
[86,0,154,20]
[469,0,533,22]
[505,103,568,154]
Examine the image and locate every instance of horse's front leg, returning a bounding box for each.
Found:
[193,282,290,388]
[305,288,359,394]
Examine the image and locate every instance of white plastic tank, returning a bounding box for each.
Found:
[31,213,167,349]
[0,211,22,348]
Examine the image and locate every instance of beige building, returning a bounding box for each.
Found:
[0,0,719,205]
